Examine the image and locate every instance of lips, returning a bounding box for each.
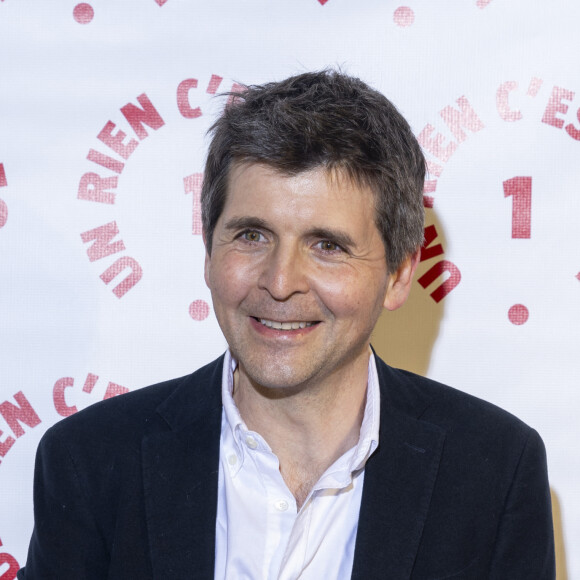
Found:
[257,318,317,330]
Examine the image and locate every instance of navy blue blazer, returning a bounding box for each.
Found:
[18,355,555,579]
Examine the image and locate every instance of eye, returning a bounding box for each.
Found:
[316,240,342,252]
[241,230,263,242]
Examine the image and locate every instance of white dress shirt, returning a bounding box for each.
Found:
[214,350,380,580]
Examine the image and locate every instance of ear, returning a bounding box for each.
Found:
[383,248,420,311]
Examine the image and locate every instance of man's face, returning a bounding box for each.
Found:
[205,163,414,393]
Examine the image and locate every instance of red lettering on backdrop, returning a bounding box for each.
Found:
[496,81,523,122]
[527,77,543,97]
[177,79,202,119]
[0,392,42,459]
[98,121,139,159]
[0,554,19,580]
[541,86,574,129]
[440,96,485,143]
[418,260,462,303]
[83,373,98,393]
[0,392,41,438]
[503,176,532,239]
[565,108,580,140]
[87,149,125,174]
[422,180,436,208]
[415,96,473,300]
[78,91,167,298]
[0,200,6,229]
[184,173,204,235]
[426,160,443,178]
[104,382,129,399]
[177,75,224,119]
[420,225,444,262]
[0,539,19,580]
[206,74,223,95]
[53,377,77,417]
[79,83,243,297]
[81,221,126,261]
[418,124,457,163]
[80,223,142,296]
[416,225,461,300]
[0,163,8,229]
[53,374,129,417]
[100,256,143,298]
[0,430,14,458]
[81,222,143,298]
[120,93,165,140]
[418,96,484,162]
[77,172,118,204]
[414,96,484,301]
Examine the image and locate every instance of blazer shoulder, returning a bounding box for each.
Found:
[376,357,535,446]
[43,355,224,447]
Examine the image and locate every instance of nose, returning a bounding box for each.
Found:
[257,242,309,301]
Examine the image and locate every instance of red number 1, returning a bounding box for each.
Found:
[503,176,532,239]
[183,173,203,235]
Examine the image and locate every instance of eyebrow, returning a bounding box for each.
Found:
[223,217,357,250]
[307,227,356,250]
[223,216,270,232]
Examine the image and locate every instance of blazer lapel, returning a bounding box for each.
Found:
[351,359,446,580]
[142,357,224,580]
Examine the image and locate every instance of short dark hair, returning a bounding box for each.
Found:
[201,69,425,272]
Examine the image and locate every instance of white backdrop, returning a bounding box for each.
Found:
[0,1,578,577]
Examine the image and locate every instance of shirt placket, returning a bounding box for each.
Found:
[242,431,297,580]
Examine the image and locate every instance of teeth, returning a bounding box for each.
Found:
[259,319,314,330]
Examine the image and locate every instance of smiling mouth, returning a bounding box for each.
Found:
[256,318,318,330]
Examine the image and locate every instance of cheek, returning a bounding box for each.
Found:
[313,267,388,319]
[313,272,369,316]
[208,254,254,305]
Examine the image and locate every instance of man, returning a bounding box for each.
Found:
[19,70,554,579]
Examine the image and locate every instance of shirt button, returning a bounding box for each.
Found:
[228,454,238,466]
[245,435,258,449]
[275,499,289,512]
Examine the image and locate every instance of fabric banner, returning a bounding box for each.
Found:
[0,1,578,576]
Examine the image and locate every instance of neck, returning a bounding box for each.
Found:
[233,350,371,507]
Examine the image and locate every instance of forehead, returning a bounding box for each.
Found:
[224,162,377,219]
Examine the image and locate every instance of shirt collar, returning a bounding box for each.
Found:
[221,350,249,460]
[221,348,381,478]
[349,349,380,471]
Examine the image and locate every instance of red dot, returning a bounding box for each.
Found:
[189,300,210,321]
[393,6,415,27]
[508,304,529,325]
[73,3,94,24]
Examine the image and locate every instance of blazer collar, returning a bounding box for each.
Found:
[351,357,446,580]
[142,356,225,580]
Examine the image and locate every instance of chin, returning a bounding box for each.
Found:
[241,360,317,393]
